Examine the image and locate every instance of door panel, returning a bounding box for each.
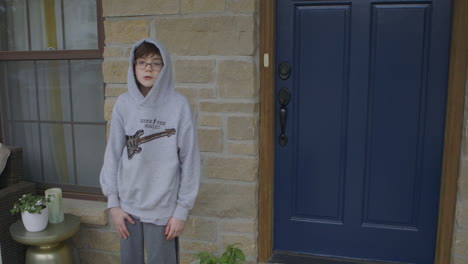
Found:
[274,0,452,263]
[294,5,350,222]
[364,4,431,228]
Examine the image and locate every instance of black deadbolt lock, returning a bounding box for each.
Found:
[278,61,291,80]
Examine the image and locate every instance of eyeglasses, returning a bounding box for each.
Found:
[135,60,164,70]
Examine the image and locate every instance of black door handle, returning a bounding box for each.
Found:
[278,87,291,147]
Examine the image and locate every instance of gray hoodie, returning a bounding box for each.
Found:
[100,38,200,222]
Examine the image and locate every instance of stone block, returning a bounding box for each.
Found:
[70,229,85,249]
[199,128,223,152]
[191,104,198,117]
[103,0,179,16]
[87,229,120,252]
[180,239,218,253]
[104,98,117,121]
[108,210,116,229]
[122,47,133,57]
[227,116,258,140]
[228,143,258,155]
[218,60,256,98]
[465,96,468,112]
[455,230,468,255]
[199,88,216,99]
[63,198,108,226]
[105,87,127,97]
[102,60,128,84]
[79,250,120,264]
[200,102,258,113]
[227,0,257,12]
[182,0,225,13]
[460,159,468,200]
[156,16,255,56]
[205,156,258,181]
[175,60,214,83]
[176,88,197,102]
[464,137,468,157]
[103,47,122,57]
[464,120,468,155]
[180,252,197,264]
[191,183,257,218]
[106,122,111,141]
[457,202,468,228]
[222,234,257,257]
[182,216,217,241]
[104,20,149,44]
[199,115,222,127]
[221,220,257,233]
[453,256,468,264]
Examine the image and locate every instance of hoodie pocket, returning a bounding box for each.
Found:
[118,157,180,209]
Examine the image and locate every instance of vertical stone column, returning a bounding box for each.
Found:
[100,0,260,263]
[452,66,468,264]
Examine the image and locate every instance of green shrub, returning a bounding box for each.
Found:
[195,243,246,264]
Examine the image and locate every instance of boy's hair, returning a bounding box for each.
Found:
[134,41,162,60]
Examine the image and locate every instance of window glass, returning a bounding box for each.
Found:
[75,124,106,187]
[37,61,72,121]
[4,61,38,121]
[3,60,104,188]
[0,0,98,51]
[0,0,104,192]
[71,60,104,122]
[63,0,98,50]
[0,0,29,51]
[11,122,42,182]
[40,123,75,184]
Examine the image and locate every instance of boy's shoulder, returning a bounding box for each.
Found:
[111,92,131,112]
[115,92,131,104]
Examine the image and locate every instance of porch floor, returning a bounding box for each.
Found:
[269,251,402,264]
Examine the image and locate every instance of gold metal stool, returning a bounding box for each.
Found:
[9,214,80,264]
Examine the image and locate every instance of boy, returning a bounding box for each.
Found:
[100,38,200,264]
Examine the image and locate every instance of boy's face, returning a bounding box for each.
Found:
[134,53,164,90]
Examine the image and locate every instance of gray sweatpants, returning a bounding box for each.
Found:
[120,218,178,264]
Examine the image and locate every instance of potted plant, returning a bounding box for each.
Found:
[195,243,246,264]
[10,193,52,232]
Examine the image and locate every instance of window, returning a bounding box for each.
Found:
[0,0,105,200]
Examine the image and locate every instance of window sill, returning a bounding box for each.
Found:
[63,198,108,226]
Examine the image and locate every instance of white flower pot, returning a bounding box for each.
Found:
[21,206,49,232]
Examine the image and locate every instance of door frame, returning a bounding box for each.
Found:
[258,0,468,262]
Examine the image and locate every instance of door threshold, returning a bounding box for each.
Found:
[269,251,407,264]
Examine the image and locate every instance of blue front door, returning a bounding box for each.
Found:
[274,0,452,263]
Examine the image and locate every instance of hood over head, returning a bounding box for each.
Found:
[127,38,174,108]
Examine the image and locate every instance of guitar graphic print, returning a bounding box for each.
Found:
[126,128,176,160]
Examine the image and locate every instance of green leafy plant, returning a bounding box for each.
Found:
[10,193,52,214]
[195,243,246,264]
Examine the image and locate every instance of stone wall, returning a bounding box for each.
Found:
[70,1,466,264]
[452,66,468,264]
[84,0,259,263]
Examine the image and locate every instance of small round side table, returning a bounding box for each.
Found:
[9,214,80,264]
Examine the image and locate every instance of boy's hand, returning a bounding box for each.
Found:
[165,217,185,240]
[109,207,135,240]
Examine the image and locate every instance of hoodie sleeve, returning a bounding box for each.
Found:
[100,99,126,209]
[173,114,201,221]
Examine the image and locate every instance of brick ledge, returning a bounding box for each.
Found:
[63,198,108,226]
